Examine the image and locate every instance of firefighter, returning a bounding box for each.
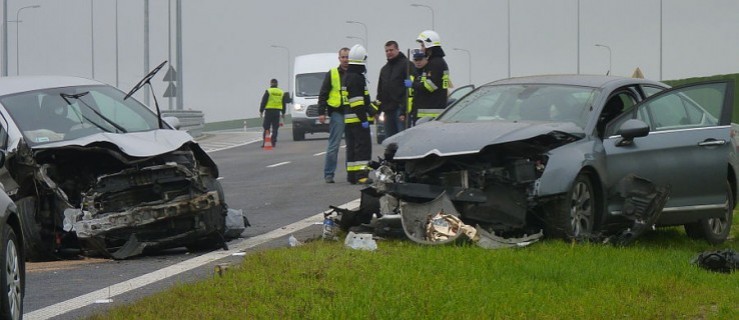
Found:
[411,30,450,120]
[259,78,286,147]
[343,44,377,184]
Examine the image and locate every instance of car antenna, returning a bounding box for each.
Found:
[124,60,168,129]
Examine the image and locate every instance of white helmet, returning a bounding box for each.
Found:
[348,44,367,65]
[417,30,441,48]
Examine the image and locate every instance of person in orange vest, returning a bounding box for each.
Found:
[259,78,286,147]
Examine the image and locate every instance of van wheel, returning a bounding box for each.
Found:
[292,128,305,141]
[684,181,733,244]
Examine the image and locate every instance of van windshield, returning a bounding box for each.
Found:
[295,72,325,97]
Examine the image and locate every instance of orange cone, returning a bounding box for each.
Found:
[263,129,273,150]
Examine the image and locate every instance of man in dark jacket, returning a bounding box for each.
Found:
[412,30,450,120]
[376,40,409,139]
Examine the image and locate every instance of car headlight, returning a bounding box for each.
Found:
[292,103,304,111]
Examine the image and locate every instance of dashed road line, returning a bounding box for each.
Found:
[267,161,291,168]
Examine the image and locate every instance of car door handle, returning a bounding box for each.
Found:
[698,139,726,147]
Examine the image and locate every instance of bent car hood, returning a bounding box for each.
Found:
[385,120,583,160]
[33,129,194,157]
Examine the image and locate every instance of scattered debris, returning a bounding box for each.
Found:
[288,235,302,247]
[692,249,738,273]
[225,208,249,238]
[214,263,231,277]
[343,232,377,251]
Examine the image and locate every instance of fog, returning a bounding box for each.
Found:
[6,0,739,122]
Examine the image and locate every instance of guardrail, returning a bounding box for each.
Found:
[162,110,205,137]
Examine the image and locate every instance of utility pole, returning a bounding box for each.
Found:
[176,0,183,110]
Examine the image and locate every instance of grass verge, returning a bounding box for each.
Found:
[89,221,738,320]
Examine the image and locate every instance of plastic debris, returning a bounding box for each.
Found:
[322,213,338,240]
[288,234,302,247]
[343,231,377,251]
[692,249,738,273]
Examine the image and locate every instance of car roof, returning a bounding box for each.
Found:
[0,76,104,96]
[484,74,666,89]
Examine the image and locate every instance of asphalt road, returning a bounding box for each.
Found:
[23,128,385,319]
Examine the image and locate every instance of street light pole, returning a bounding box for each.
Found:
[410,4,435,30]
[270,45,291,95]
[346,20,368,48]
[594,44,612,75]
[453,48,471,85]
[346,36,366,48]
[507,0,511,78]
[15,4,40,76]
[90,0,95,79]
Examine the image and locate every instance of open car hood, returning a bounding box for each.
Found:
[32,129,194,157]
[385,120,584,160]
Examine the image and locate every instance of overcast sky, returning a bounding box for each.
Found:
[5,0,739,122]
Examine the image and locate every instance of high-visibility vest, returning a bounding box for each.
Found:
[327,68,343,108]
[265,87,284,109]
[343,87,376,124]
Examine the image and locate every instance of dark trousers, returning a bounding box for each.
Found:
[262,109,281,147]
[345,122,371,183]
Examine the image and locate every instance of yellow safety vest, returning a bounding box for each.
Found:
[265,87,284,109]
[327,68,342,108]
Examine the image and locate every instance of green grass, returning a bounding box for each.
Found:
[89,221,738,320]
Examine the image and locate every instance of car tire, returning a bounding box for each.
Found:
[0,223,23,320]
[684,181,734,245]
[545,173,597,240]
[16,196,56,261]
[292,128,305,141]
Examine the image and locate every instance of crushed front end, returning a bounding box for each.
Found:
[10,138,229,260]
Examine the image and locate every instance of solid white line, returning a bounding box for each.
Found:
[267,161,290,168]
[24,199,361,320]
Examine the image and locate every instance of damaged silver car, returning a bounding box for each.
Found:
[354,75,736,246]
[0,73,241,260]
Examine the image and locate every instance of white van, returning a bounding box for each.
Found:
[290,53,338,141]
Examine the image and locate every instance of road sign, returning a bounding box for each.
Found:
[163,82,177,97]
[163,66,177,82]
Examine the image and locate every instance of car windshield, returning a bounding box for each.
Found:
[439,84,599,128]
[295,72,324,97]
[1,85,160,145]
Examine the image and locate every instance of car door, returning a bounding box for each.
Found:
[602,81,733,219]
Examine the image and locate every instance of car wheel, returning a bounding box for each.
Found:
[545,173,597,240]
[1,223,23,320]
[16,196,57,261]
[684,181,734,245]
[292,128,305,141]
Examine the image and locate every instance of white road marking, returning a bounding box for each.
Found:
[314,145,347,157]
[24,199,361,320]
[267,161,290,168]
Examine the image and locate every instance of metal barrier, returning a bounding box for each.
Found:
[162,110,205,137]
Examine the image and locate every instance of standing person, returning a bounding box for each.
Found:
[376,40,409,139]
[343,44,377,184]
[259,78,286,148]
[318,47,350,183]
[411,30,450,121]
[406,48,428,126]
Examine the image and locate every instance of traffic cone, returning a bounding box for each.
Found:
[263,129,273,150]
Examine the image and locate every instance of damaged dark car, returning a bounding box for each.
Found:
[357,75,736,246]
[0,76,240,260]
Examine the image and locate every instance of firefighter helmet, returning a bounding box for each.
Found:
[348,44,367,65]
[416,30,441,48]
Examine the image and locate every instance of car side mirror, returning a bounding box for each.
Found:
[163,116,181,130]
[616,119,649,146]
